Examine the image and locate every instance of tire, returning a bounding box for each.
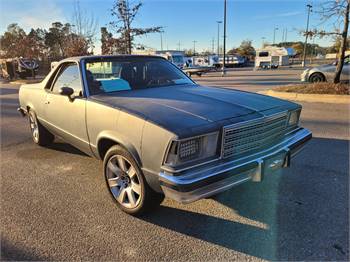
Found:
[103,145,164,216]
[309,73,325,83]
[28,110,54,146]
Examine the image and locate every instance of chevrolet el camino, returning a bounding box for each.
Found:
[18,55,312,215]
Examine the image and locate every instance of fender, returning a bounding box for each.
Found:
[94,130,142,168]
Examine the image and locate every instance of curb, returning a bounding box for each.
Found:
[259,90,350,104]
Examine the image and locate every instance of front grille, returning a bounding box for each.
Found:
[222,113,288,158]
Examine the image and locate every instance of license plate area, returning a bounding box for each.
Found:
[250,151,289,182]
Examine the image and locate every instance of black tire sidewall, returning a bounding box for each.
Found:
[310,73,324,83]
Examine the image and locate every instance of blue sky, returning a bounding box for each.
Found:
[0,0,339,54]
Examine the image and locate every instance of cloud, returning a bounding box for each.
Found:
[254,11,303,20]
[1,0,67,32]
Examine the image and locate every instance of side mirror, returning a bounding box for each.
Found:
[59,86,74,97]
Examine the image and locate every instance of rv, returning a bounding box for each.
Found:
[218,55,246,68]
[192,55,220,67]
[255,46,295,69]
[133,49,185,68]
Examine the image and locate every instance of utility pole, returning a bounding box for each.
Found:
[302,4,312,67]
[261,37,266,48]
[177,41,181,51]
[193,40,197,55]
[216,21,222,55]
[211,38,215,54]
[282,28,285,43]
[273,27,278,44]
[222,0,227,76]
[285,28,288,42]
[160,31,163,51]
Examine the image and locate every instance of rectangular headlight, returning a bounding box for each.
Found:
[288,110,301,126]
[165,133,219,167]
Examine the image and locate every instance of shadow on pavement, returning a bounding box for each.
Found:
[1,238,45,261]
[141,137,349,261]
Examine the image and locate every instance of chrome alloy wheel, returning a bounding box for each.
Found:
[106,155,142,209]
[29,112,39,143]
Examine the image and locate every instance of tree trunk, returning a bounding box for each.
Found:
[334,0,349,83]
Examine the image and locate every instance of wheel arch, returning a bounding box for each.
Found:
[96,132,142,168]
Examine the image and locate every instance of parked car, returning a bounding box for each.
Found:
[301,55,350,83]
[18,55,312,215]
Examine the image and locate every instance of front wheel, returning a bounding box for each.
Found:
[103,145,164,216]
[309,73,325,83]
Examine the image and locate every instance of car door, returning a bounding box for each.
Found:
[341,56,350,81]
[44,62,90,153]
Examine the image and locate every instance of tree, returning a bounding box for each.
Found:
[0,24,27,58]
[110,0,162,54]
[45,22,91,60]
[291,42,305,55]
[236,40,255,59]
[227,48,238,55]
[312,0,350,83]
[71,0,97,53]
[101,27,124,54]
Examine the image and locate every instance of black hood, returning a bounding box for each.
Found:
[91,85,298,137]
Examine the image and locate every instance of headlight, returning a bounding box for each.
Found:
[288,110,301,126]
[165,132,219,167]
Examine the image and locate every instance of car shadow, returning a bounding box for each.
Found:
[140,137,349,261]
[46,140,89,157]
[1,238,45,261]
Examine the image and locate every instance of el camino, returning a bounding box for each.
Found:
[18,55,312,215]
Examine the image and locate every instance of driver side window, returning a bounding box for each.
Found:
[344,56,350,64]
[52,63,82,95]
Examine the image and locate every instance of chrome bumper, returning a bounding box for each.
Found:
[159,127,312,204]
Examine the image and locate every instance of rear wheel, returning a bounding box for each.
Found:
[309,72,325,83]
[28,110,54,146]
[103,145,164,216]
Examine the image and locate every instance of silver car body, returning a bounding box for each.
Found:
[19,55,312,203]
[301,56,350,82]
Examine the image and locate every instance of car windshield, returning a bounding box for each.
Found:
[85,57,193,94]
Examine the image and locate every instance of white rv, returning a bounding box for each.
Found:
[133,49,185,68]
[255,46,295,69]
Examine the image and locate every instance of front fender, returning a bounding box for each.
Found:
[95,130,142,167]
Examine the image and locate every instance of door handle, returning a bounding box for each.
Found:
[44,101,50,105]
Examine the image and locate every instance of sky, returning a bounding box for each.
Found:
[0,0,341,54]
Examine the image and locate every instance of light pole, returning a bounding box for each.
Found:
[222,0,227,76]
[273,27,278,44]
[211,38,215,54]
[193,40,197,56]
[216,21,222,55]
[160,31,163,51]
[302,4,312,67]
[261,37,266,47]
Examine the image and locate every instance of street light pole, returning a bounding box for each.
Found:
[193,40,197,55]
[222,0,227,76]
[273,27,278,44]
[160,31,163,51]
[216,21,222,55]
[302,4,312,67]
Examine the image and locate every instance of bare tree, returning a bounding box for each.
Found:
[71,0,98,53]
[312,0,349,83]
[110,0,162,54]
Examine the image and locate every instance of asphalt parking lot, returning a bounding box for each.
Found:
[1,68,349,261]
